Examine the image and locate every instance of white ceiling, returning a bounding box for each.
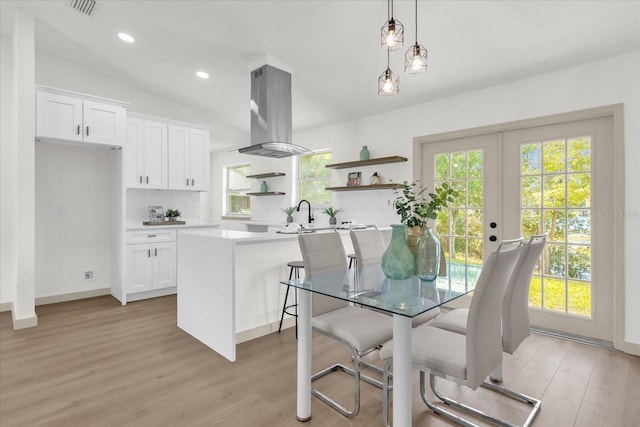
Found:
[2,1,640,151]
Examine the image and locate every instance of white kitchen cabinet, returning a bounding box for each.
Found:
[36,87,126,147]
[168,125,210,191]
[125,230,176,294]
[125,117,168,189]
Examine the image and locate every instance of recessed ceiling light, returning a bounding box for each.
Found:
[118,33,135,43]
[196,71,210,79]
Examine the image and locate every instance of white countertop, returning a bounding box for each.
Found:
[126,222,220,232]
[178,228,301,244]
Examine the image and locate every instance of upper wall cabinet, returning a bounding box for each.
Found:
[125,113,210,192]
[168,125,210,191]
[125,117,168,189]
[35,86,127,148]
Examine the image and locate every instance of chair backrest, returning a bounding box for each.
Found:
[465,239,523,389]
[298,232,349,316]
[350,229,386,267]
[502,233,547,354]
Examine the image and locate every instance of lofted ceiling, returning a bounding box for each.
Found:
[1,0,639,151]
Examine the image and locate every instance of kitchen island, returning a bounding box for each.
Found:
[177,228,357,361]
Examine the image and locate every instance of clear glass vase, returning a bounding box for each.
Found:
[417,227,441,281]
[381,224,416,280]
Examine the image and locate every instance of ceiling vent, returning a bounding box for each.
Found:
[70,0,97,16]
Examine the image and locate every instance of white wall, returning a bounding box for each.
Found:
[211,51,640,346]
[35,143,112,297]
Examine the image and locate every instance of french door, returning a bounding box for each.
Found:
[418,115,616,342]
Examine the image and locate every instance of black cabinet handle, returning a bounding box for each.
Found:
[154,248,157,257]
[77,125,80,135]
[147,249,151,257]
[139,176,143,184]
[191,178,194,186]
[86,126,89,136]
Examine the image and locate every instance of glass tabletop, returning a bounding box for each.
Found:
[281,263,476,318]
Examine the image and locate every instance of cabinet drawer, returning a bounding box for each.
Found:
[126,229,176,244]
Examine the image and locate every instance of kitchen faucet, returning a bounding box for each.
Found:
[297,199,314,224]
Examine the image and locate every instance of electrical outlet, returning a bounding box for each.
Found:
[84,271,94,280]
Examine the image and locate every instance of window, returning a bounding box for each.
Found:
[226,164,251,216]
[298,151,332,205]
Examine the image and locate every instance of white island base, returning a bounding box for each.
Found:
[177,229,322,361]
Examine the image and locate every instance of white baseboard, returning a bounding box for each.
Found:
[35,288,112,306]
[236,317,296,344]
[0,302,11,313]
[125,287,177,303]
[11,303,38,329]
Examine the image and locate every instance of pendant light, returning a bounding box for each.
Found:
[378,48,399,96]
[404,0,428,73]
[381,0,404,51]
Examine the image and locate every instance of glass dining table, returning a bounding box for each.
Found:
[281,263,476,426]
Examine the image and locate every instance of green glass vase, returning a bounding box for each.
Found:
[381,224,416,280]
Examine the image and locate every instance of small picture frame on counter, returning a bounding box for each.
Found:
[148,206,165,223]
[346,171,361,187]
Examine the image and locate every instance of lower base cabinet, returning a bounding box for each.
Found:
[125,230,177,294]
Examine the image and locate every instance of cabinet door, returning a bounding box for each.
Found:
[153,242,176,289]
[189,128,210,191]
[36,91,83,141]
[168,124,190,190]
[83,101,125,146]
[125,117,145,188]
[126,244,153,293]
[143,120,168,189]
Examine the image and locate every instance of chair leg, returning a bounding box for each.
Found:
[311,346,362,417]
[420,371,541,427]
[490,362,503,382]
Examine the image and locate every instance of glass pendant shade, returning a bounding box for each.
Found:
[405,42,428,74]
[381,17,404,51]
[378,67,399,96]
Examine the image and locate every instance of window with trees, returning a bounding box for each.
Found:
[298,151,332,205]
[521,136,592,317]
[226,164,251,216]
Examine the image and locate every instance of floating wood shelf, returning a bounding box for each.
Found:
[246,172,286,179]
[247,191,286,196]
[325,156,408,169]
[326,183,403,192]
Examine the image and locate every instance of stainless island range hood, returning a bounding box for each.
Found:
[238,65,310,158]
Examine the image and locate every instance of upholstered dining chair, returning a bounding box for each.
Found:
[427,233,547,426]
[379,238,524,427]
[350,228,441,326]
[298,231,394,418]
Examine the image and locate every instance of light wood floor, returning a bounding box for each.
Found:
[1,295,638,426]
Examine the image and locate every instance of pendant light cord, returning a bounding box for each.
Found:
[414,0,418,43]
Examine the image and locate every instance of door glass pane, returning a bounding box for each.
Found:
[522,136,593,317]
[434,150,484,294]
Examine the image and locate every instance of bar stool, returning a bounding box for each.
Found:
[279,260,304,338]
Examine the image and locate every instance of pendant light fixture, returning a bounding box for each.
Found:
[404,0,428,73]
[381,0,404,51]
[378,48,399,96]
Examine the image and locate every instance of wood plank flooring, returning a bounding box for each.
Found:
[1,295,638,426]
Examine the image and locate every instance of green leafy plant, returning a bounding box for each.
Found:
[393,181,458,227]
[282,206,297,216]
[165,209,181,218]
[322,207,343,218]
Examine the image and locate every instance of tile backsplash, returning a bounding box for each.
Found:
[126,189,201,227]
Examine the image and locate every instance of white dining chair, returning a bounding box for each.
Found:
[379,238,524,427]
[350,228,441,327]
[298,232,394,418]
[427,234,547,426]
